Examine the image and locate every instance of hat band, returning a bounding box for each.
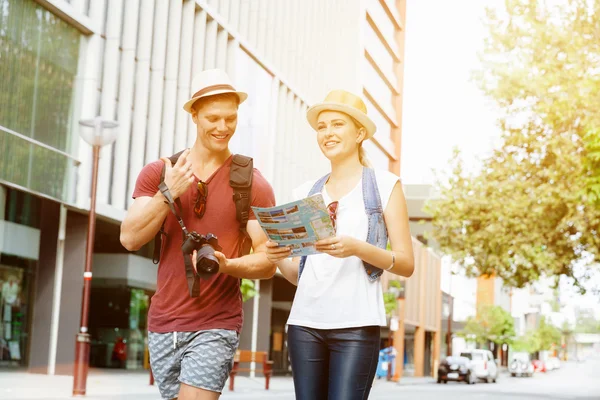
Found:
[192,84,236,99]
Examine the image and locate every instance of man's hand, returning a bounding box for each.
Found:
[265,240,291,264]
[191,249,229,274]
[161,148,194,199]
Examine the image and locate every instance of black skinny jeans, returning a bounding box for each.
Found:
[287,324,380,400]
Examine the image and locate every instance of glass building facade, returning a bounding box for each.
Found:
[0,0,80,202]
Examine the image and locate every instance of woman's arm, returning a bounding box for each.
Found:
[315,181,414,277]
[277,257,301,286]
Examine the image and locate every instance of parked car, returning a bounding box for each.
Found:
[532,359,547,373]
[546,357,561,370]
[437,356,477,385]
[509,352,534,377]
[459,350,498,383]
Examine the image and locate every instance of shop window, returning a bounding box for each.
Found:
[89,287,150,370]
[0,257,35,367]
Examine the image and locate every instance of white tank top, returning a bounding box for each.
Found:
[286,169,400,329]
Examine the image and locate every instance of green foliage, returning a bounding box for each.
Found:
[459,305,516,346]
[535,317,562,351]
[240,279,257,303]
[384,281,403,316]
[475,0,600,204]
[384,292,397,316]
[425,144,600,289]
[513,317,561,354]
[388,280,402,289]
[425,0,600,290]
[512,331,540,354]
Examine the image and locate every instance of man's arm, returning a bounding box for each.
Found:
[211,220,277,279]
[120,149,194,251]
[120,192,170,251]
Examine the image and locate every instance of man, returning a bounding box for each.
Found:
[120,69,276,400]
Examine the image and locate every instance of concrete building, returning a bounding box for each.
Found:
[0,0,441,380]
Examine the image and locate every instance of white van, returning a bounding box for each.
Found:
[459,349,499,383]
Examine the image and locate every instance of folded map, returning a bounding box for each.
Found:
[251,194,336,257]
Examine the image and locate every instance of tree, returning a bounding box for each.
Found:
[535,317,562,352]
[512,331,540,354]
[475,0,600,204]
[513,317,561,354]
[425,0,600,290]
[426,145,600,289]
[459,305,516,347]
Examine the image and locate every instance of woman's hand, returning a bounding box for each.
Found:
[315,235,358,258]
[265,240,291,264]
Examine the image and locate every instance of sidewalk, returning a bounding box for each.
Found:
[0,369,435,400]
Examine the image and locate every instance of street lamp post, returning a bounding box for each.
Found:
[447,268,453,357]
[72,117,118,396]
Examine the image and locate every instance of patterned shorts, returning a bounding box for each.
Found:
[148,329,240,399]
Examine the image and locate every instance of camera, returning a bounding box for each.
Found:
[181,232,222,279]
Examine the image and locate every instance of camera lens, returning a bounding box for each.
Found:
[195,244,220,278]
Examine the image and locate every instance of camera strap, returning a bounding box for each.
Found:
[158,182,200,297]
[158,182,189,235]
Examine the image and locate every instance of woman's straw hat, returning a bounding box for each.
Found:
[306,90,376,139]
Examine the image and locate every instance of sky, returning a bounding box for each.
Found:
[400,0,502,184]
[401,0,600,316]
[402,0,503,320]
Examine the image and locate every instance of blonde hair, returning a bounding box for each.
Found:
[349,115,372,168]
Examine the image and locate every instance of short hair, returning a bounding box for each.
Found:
[191,92,241,113]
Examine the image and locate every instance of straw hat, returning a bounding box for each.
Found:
[306,90,376,139]
[183,69,248,113]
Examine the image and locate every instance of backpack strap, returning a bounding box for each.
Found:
[152,151,185,264]
[230,154,254,257]
[152,152,255,263]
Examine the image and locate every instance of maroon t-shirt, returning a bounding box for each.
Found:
[132,155,275,333]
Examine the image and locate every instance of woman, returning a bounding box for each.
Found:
[266,90,415,399]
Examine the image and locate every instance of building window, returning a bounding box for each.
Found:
[0,0,81,201]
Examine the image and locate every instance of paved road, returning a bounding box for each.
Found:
[1,358,599,399]
[369,357,600,400]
